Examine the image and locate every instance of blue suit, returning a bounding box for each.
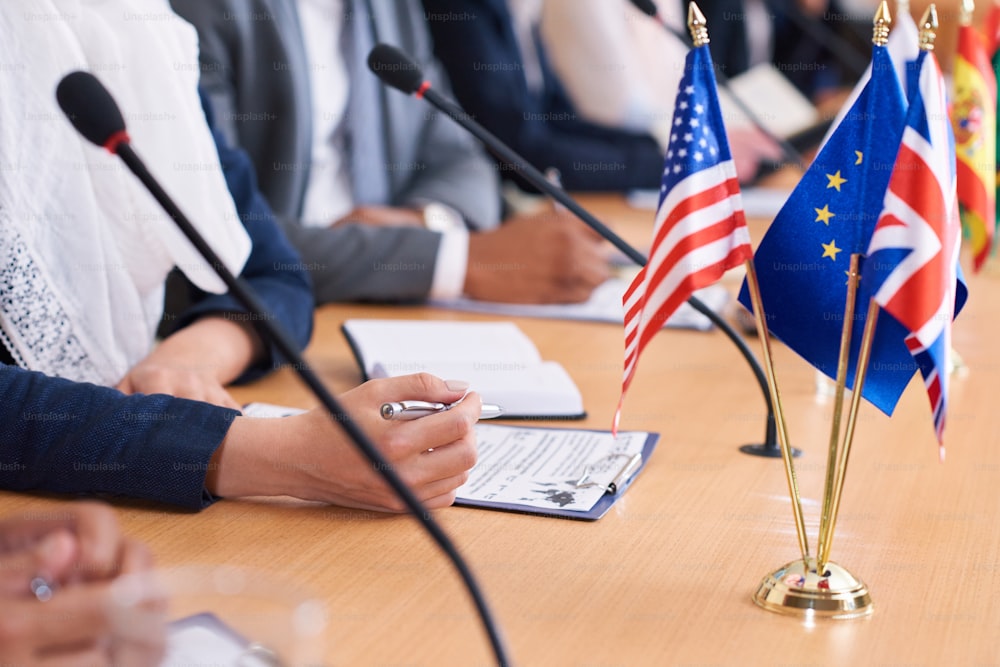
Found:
[422,0,665,192]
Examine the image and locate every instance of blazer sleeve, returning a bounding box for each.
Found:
[0,364,238,510]
[172,0,453,303]
[167,91,315,383]
[422,0,665,192]
[379,0,503,229]
[274,220,443,304]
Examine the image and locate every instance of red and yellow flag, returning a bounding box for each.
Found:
[985,1,1000,234]
[952,14,997,271]
[985,1,1000,53]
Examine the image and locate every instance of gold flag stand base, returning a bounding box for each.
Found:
[752,558,872,619]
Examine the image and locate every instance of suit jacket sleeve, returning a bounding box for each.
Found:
[172,0,462,303]
[0,364,237,510]
[374,0,502,229]
[422,0,665,192]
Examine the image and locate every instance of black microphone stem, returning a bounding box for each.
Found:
[420,87,780,456]
[114,142,511,666]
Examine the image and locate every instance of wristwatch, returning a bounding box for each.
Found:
[421,202,464,233]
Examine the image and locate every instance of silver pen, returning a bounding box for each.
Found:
[606,453,643,495]
[380,399,504,421]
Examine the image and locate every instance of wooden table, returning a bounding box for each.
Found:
[2,196,999,665]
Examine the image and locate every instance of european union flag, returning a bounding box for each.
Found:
[738,46,917,415]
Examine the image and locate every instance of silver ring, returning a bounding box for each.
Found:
[30,576,54,602]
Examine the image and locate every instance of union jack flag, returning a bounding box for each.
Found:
[616,44,751,432]
[862,50,968,446]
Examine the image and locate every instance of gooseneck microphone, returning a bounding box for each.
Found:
[369,46,645,267]
[56,71,510,667]
[367,45,783,457]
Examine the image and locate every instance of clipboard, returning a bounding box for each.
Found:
[454,425,659,521]
[240,406,657,521]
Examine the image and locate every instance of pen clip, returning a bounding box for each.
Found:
[570,452,643,495]
[607,453,643,495]
[397,400,447,412]
[380,400,447,420]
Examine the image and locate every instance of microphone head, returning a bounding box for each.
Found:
[367,43,425,94]
[56,71,127,148]
[629,0,659,17]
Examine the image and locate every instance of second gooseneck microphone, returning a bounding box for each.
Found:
[367,44,780,456]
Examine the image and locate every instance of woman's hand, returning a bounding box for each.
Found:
[208,374,482,511]
[117,316,261,409]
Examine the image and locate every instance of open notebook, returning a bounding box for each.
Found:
[341,319,585,419]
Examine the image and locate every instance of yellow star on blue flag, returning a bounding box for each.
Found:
[739,45,918,415]
[821,240,842,260]
[814,205,835,225]
[826,170,847,191]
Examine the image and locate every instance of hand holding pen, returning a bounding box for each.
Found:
[237,374,483,512]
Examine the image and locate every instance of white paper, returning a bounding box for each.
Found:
[241,403,306,418]
[719,63,819,138]
[626,187,792,221]
[457,425,649,513]
[429,279,729,331]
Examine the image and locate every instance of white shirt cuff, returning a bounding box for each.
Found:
[428,226,469,300]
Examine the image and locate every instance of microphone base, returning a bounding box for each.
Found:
[739,443,802,458]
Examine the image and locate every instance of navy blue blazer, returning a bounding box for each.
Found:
[422,0,665,192]
[0,92,314,510]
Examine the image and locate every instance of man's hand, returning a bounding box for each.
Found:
[0,502,166,666]
[208,374,481,512]
[728,126,785,183]
[465,209,610,303]
[332,205,425,228]
[0,501,138,583]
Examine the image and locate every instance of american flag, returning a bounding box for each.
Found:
[615,44,751,432]
[862,50,968,446]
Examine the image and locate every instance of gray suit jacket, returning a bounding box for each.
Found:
[171,0,502,302]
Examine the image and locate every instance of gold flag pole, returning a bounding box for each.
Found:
[815,0,890,568]
[817,3,940,573]
[743,261,810,562]
[815,253,863,570]
[687,0,811,562]
[819,300,880,571]
[751,2,903,619]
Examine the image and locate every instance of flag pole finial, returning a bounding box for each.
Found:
[687,2,710,46]
[959,0,974,24]
[873,1,892,46]
[919,5,938,49]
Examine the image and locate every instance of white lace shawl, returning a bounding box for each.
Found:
[0,0,251,385]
